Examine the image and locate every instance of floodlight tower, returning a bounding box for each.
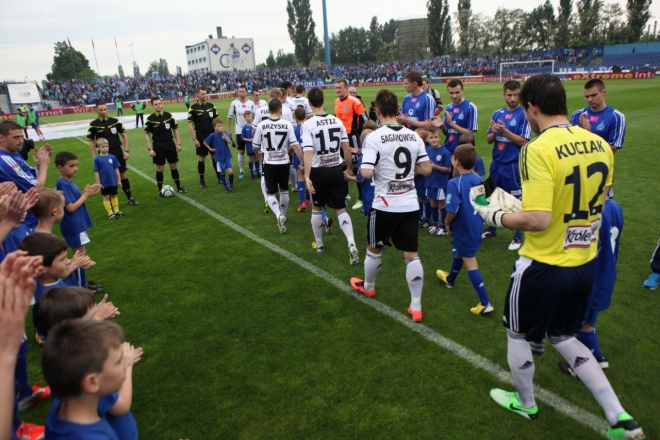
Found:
[322,0,331,66]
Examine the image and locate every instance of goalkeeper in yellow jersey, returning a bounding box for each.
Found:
[475,73,644,440]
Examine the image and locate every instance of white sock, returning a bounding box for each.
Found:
[261,176,268,202]
[405,257,423,312]
[552,337,624,425]
[238,153,244,172]
[507,333,536,408]
[364,250,382,291]
[336,210,355,246]
[289,167,297,188]
[279,192,289,217]
[311,211,324,247]
[267,195,281,218]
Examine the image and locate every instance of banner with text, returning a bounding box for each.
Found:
[7,83,41,104]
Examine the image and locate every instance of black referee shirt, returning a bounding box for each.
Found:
[87,117,126,151]
[145,112,178,147]
[187,101,217,135]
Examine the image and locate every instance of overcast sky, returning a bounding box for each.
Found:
[2,0,658,82]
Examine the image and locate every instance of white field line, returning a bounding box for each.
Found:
[75,137,608,437]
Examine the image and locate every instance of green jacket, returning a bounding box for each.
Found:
[115,99,123,108]
[16,114,27,128]
[27,109,38,124]
[131,101,145,114]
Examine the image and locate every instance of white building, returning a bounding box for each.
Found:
[185,27,256,74]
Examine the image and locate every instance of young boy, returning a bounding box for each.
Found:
[425,127,452,236]
[204,119,235,193]
[241,111,259,179]
[55,151,102,292]
[458,133,485,177]
[42,319,137,440]
[414,128,431,228]
[93,139,124,220]
[436,144,493,315]
[31,187,65,234]
[344,129,375,217]
[293,107,309,212]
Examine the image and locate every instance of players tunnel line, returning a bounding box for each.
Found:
[74,136,609,438]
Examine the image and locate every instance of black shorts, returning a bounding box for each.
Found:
[109,149,127,172]
[503,257,596,343]
[309,166,346,210]
[263,163,290,194]
[367,209,419,252]
[153,144,179,165]
[101,186,118,196]
[195,132,213,157]
[236,134,246,151]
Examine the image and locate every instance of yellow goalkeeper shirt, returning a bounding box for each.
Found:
[518,124,614,267]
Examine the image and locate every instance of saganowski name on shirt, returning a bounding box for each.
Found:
[380,133,418,143]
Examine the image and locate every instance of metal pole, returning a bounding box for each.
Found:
[322,0,331,66]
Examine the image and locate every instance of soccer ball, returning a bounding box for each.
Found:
[161,185,175,198]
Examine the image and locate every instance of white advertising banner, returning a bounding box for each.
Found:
[7,83,41,104]
[207,38,256,72]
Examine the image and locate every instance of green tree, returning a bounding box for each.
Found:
[554,0,574,48]
[625,0,652,42]
[527,0,556,50]
[275,49,297,67]
[330,27,370,64]
[428,0,454,56]
[368,16,383,59]
[266,50,277,68]
[286,0,319,66]
[597,3,627,43]
[145,58,170,77]
[576,0,603,45]
[46,41,97,80]
[457,0,472,56]
[381,19,398,44]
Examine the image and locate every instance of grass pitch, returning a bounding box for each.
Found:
[21,78,660,439]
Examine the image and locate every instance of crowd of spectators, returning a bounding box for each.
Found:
[3,49,589,105]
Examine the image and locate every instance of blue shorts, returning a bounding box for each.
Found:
[503,257,595,342]
[414,175,427,199]
[427,187,446,201]
[246,143,255,156]
[62,231,90,248]
[215,159,232,173]
[451,240,479,259]
[31,123,39,129]
[490,161,521,198]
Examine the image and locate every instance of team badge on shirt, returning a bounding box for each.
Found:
[510,119,517,127]
[458,113,464,120]
[597,122,605,131]
[111,128,117,134]
[165,123,170,130]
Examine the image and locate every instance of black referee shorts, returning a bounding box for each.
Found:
[503,257,596,343]
[109,148,127,172]
[153,143,178,165]
[195,132,213,157]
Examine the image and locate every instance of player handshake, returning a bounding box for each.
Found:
[470,177,521,228]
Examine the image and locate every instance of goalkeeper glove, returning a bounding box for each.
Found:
[470,179,521,228]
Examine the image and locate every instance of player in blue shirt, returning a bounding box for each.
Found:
[569,79,626,156]
[414,128,431,227]
[344,130,375,216]
[556,199,624,375]
[436,79,478,155]
[485,80,532,249]
[204,119,235,193]
[436,144,493,316]
[93,139,123,219]
[0,121,52,230]
[396,71,436,131]
[242,111,260,179]
[425,127,452,236]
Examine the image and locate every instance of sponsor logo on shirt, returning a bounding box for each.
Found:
[269,151,287,161]
[497,143,505,151]
[446,193,452,204]
[408,108,414,116]
[589,116,599,123]
[564,218,600,249]
[320,155,340,166]
[387,179,414,194]
[505,114,513,120]
[453,108,460,113]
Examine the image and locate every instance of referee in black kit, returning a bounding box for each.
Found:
[144,97,187,197]
[87,101,138,205]
[187,87,217,189]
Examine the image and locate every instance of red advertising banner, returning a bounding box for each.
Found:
[563,70,654,80]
